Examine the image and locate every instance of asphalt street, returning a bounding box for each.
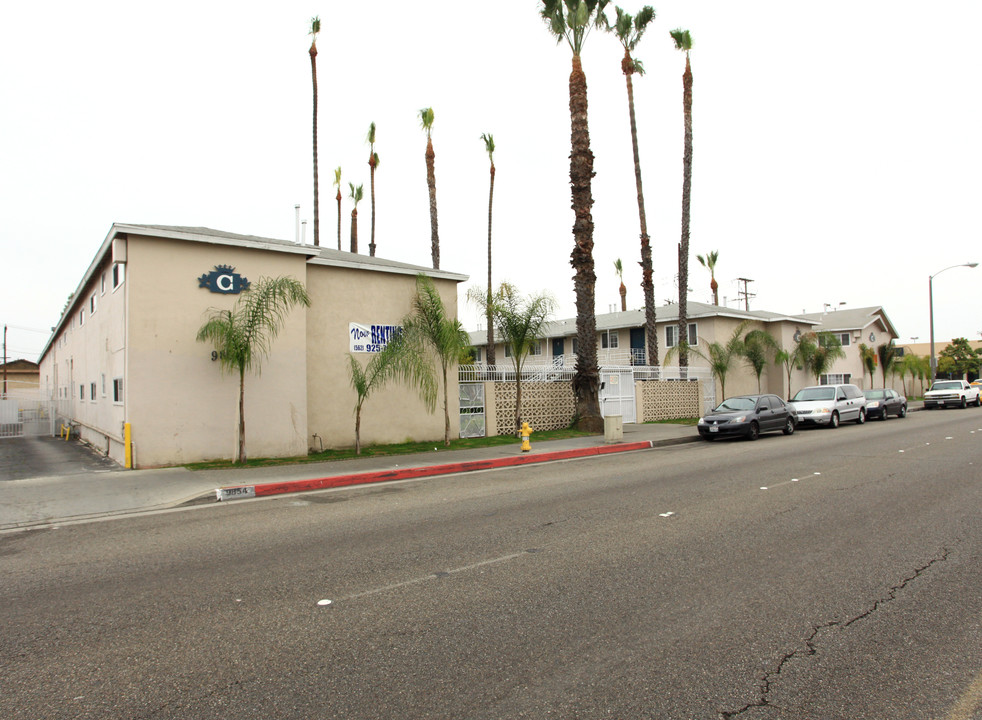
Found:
[1,409,981,719]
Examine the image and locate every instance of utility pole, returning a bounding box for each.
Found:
[736,278,755,311]
[2,324,7,398]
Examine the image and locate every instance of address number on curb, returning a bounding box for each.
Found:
[217,486,256,501]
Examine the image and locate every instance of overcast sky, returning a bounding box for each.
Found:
[2,0,980,363]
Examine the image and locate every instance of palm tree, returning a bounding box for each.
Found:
[696,250,719,306]
[308,17,321,247]
[348,183,364,253]
[468,283,556,434]
[419,107,440,269]
[810,332,846,384]
[481,132,497,365]
[671,28,693,368]
[743,329,778,393]
[775,332,817,400]
[606,4,657,365]
[401,274,470,446]
[347,332,435,455]
[614,258,627,311]
[877,341,897,388]
[540,0,609,433]
[366,122,379,257]
[196,276,310,463]
[333,166,342,250]
[858,343,877,389]
[666,321,748,399]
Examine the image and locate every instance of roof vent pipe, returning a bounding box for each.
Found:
[295,204,301,244]
[302,220,307,246]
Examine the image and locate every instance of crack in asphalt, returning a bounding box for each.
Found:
[718,547,951,719]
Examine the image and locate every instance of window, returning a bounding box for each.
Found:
[79,308,85,326]
[101,272,106,295]
[113,377,123,403]
[820,373,852,385]
[820,332,850,348]
[601,331,619,350]
[666,323,698,348]
[529,341,542,356]
[473,347,482,363]
[504,344,512,358]
[101,374,106,396]
[572,337,578,355]
[80,384,85,400]
[90,294,97,314]
[90,382,96,400]
[112,262,125,289]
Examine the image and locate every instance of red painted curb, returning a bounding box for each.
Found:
[218,440,656,500]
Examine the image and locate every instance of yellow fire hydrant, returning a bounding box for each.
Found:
[520,421,534,452]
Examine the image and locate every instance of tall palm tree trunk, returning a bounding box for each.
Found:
[369,156,377,257]
[623,52,658,366]
[569,53,602,432]
[426,138,439,270]
[309,43,320,248]
[350,208,358,253]
[677,54,693,368]
[486,162,496,365]
[336,188,342,250]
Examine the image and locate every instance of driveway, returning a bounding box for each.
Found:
[0,436,121,482]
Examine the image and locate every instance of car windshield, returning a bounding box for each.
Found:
[715,397,756,412]
[931,381,961,390]
[792,387,835,402]
[864,390,886,399]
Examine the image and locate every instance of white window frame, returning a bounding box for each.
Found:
[528,340,543,356]
[112,377,124,404]
[820,373,852,385]
[100,272,107,295]
[90,294,97,314]
[112,262,125,290]
[101,374,107,397]
[601,330,619,350]
[79,308,85,326]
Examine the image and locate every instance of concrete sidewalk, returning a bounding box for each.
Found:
[0,423,699,531]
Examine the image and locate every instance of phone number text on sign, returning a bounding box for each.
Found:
[349,323,402,353]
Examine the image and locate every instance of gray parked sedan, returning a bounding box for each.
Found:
[863,388,907,419]
[697,394,797,441]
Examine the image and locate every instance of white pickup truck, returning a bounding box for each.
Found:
[923,380,981,409]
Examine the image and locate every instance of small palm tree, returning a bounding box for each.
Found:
[347,332,435,455]
[810,332,846,384]
[308,17,321,247]
[333,166,342,250]
[419,107,440,269]
[196,277,310,463]
[743,329,778,393]
[775,332,817,400]
[348,182,364,253]
[468,283,557,434]
[481,132,497,365]
[877,341,897,388]
[366,122,380,257]
[696,250,719,306]
[666,321,747,399]
[606,4,657,364]
[540,0,610,432]
[858,343,877,389]
[401,274,470,446]
[671,28,693,367]
[614,258,627,311]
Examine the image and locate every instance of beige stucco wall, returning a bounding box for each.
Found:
[125,235,310,466]
[306,264,459,450]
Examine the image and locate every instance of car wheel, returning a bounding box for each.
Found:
[976,396,981,407]
[856,408,866,425]
[960,396,968,409]
[899,404,907,418]
[880,409,888,421]
[747,421,760,441]
[783,417,795,435]
[829,411,840,429]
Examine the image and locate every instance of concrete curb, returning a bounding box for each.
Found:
[216,435,700,501]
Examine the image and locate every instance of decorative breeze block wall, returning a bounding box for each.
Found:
[492,381,575,436]
[639,380,701,421]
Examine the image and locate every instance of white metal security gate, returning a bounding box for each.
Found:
[599,367,636,423]
[0,398,55,438]
[459,383,486,438]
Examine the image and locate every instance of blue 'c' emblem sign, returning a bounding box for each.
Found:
[198,265,251,294]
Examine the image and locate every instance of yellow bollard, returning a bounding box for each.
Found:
[520,421,534,453]
[124,422,132,469]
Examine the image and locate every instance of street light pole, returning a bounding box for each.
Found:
[929,262,978,378]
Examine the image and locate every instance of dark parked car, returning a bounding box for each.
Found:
[697,394,796,441]
[863,388,907,419]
